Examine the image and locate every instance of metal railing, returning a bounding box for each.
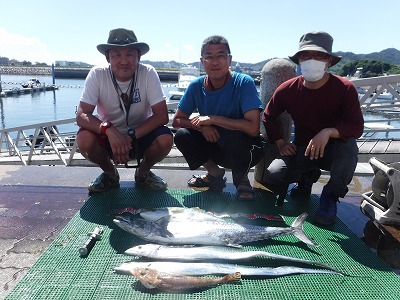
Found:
[1,75,400,166]
[0,118,79,166]
[352,74,400,138]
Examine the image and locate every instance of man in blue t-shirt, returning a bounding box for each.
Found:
[172,35,265,200]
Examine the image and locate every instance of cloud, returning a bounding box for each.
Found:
[0,28,54,64]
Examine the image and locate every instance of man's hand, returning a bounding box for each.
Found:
[189,116,220,142]
[199,125,220,142]
[106,127,132,164]
[305,128,335,160]
[276,139,297,156]
[191,115,212,127]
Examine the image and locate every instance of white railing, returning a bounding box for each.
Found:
[352,74,400,139]
[1,75,400,166]
[0,118,80,166]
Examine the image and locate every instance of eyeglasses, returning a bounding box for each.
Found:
[202,52,230,62]
[298,51,331,61]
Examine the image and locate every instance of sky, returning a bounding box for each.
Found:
[1,0,399,66]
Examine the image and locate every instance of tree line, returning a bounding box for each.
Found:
[335,60,400,78]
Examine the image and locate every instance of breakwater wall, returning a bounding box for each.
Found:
[1,66,260,83]
[0,66,180,81]
[0,66,52,76]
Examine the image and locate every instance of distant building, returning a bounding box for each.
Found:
[55,61,93,68]
[0,56,10,66]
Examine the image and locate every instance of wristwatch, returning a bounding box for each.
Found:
[100,121,113,136]
[127,128,136,140]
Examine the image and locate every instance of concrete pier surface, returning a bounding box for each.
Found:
[0,165,397,299]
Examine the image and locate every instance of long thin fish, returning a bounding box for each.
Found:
[131,267,241,291]
[113,212,318,247]
[124,243,337,271]
[115,261,344,277]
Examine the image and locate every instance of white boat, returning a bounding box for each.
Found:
[21,78,41,88]
[166,66,200,112]
[375,90,395,100]
[177,66,200,90]
[166,90,184,112]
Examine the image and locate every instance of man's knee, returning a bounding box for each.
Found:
[76,130,98,152]
[152,134,173,154]
[174,128,189,145]
[266,158,288,184]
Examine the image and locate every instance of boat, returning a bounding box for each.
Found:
[375,90,395,101]
[21,78,41,88]
[177,66,200,90]
[166,90,184,112]
[165,65,199,112]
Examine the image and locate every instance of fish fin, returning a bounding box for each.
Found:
[153,214,173,223]
[291,212,319,247]
[153,217,174,238]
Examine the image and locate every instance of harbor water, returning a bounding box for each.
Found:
[1,74,399,138]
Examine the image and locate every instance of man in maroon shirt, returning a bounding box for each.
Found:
[262,31,364,225]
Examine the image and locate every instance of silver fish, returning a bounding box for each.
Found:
[115,261,343,277]
[113,212,318,247]
[131,267,241,291]
[139,207,223,222]
[124,243,337,271]
[138,207,283,222]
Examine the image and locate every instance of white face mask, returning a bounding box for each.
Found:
[299,59,327,82]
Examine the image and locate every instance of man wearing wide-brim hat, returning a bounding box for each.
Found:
[262,31,364,225]
[76,28,173,193]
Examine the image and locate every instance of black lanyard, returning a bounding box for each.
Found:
[109,66,136,126]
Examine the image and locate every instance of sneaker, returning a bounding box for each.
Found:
[314,185,338,225]
[135,171,167,190]
[88,171,120,193]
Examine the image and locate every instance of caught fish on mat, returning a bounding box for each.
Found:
[124,243,337,271]
[115,261,344,277]
[113,207,223,222]
[111,206,284,222]
[113,212,318,247]
[131,267,241,292]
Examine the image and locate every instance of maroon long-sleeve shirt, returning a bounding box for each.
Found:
[262,74,364,145]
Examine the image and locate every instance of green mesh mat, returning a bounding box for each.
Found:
[5,188,400,300]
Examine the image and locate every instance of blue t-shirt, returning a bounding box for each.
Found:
[178,72,262,118]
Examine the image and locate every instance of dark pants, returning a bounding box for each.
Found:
[174,128,265,187]
[265,138,358,197]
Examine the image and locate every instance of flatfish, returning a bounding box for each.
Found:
[131,267,241,291]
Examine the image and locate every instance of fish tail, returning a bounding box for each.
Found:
[223,272,241,283]
[291,213,319,247]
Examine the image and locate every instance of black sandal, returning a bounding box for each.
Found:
[236,179,256,200]
[188,168,226,190]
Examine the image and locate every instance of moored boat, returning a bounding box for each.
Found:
[166,90,184,112]
[177,65,200,90]
[21,78,41,88]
